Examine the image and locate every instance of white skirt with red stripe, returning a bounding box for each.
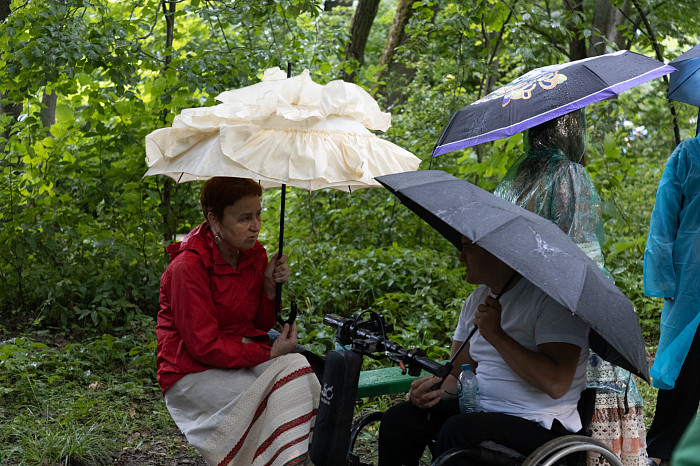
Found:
[165,353,320,466]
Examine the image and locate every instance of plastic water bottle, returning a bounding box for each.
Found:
[458,364,480,413]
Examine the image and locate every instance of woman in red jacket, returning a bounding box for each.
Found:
[156,177,320,466]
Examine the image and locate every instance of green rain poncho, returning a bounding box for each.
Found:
[494,109,606,269]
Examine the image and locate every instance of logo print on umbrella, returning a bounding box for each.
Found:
[532,231,563,259]
[474,70,569,107]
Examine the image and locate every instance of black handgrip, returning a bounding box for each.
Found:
[430,362,454,391]
[406,350,448,377]
[323,314,345,328]
[323,313,451,378]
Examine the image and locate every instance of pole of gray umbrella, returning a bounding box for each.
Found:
[431,271,520,391]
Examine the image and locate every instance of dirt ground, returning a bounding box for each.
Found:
[112,431,207,465]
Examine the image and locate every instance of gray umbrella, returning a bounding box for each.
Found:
[376,169,649,382]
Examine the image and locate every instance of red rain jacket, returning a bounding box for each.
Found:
[155,222,276,394]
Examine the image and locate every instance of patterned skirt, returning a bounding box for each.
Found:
[587,353,648,466]
[165,353,321,466]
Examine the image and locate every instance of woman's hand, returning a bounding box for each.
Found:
[270,323,298,359]
[407,376,444,409]
[264,252,290,299]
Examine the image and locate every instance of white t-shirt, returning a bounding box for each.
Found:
[453,278,589,432]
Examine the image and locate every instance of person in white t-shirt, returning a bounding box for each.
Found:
[378,236,590,466]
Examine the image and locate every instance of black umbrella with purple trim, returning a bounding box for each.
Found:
[432,50,675,156]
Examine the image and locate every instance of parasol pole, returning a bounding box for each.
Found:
[275,181,286,321]
[275,62,297,326]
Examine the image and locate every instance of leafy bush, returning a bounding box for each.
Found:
[287,240,473,362]
[0,316,168,465]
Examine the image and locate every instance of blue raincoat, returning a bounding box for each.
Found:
[644,133,700,390]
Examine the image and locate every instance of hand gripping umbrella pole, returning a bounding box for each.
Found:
[431,271,521,391]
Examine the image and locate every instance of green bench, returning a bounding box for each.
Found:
[356,366,430,398]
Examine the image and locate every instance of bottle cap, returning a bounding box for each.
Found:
[461,364,471,371]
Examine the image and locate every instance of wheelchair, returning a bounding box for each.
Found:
[317,311,624,466]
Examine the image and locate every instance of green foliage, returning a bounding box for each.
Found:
[0,0,334,330]
[283,239,469,359]
[1,0,699,461]
[2,0,695,336]
[0,317,169,465]
[6,419,115,466]
[582,89,678,340]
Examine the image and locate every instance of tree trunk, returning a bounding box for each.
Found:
[0,94,21,151]
[0,0,9,20]
[588,0,630,57]
[472,5,516,185]
[0,0,21,151]
[566,0,587,61]
[629,0,681,146]
[377,0,412,78]
[374,0,441,106]
[342,0,380,82]
[40,89,57,129]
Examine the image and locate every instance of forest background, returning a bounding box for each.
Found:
[1,0,699,464]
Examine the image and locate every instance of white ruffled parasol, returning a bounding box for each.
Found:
[144,67,420,192]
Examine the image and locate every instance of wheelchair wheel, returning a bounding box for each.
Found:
[347,411,383,466]
[431,446,522,466]
[522,435,623,466]
[346,411,432,466]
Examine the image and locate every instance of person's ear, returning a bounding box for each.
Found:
[207,211,220,233]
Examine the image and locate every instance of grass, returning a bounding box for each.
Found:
[637,376,659,430]
[0,313,662,465]
[0,316,193,465]
[7,420,115,465]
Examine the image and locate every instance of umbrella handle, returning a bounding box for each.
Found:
[431,326,477,391]
[276,298,297,326]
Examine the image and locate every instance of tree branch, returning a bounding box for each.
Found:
[204,0,233,53]
[629,0,680,146]
[135,0,161,41]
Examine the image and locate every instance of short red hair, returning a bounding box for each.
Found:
[200,177,262,221]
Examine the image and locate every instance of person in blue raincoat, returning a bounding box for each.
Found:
[644,133,700,466]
